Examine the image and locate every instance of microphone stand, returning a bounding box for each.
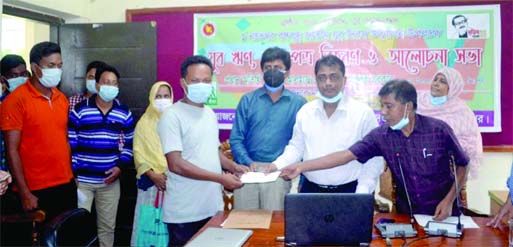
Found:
[376,151,417,239]
[425,151,463,238]
[397,152,415,226]
[450,153,463,233]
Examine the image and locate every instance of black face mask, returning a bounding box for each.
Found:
[263,69,285,87]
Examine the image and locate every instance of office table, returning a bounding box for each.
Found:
[489,190,509,216]
[194,211,508,246]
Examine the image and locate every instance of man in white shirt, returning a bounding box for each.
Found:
[157,55,248,246]
[269,55,384,193]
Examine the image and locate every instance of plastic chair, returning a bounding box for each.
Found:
[1,209,46,246]
[43,208,98,247]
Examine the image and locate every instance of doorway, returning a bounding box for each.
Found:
[1,13,50,65]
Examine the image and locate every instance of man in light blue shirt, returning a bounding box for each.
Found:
[487,162,513,228]
[230,47,306,210]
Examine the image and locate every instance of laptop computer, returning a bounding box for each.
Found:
[185,227,253,247]
[285,193,374,246]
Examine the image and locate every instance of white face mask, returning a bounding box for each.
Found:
[186,82,213,104]
[39,68,62,88]
[153,98,173,113]
[86,79,97,94]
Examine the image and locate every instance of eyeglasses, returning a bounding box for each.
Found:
[316,73,343,83]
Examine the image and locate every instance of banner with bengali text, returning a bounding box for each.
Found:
[194,5,501,132]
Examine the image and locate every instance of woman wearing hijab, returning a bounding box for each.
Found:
[417,67,483,180]
[131,81,173,246]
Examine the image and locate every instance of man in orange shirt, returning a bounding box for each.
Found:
[0,42,76,244]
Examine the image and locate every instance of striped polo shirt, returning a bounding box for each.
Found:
[68,95,134,184]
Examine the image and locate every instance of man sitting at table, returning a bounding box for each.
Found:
[281,79,469,221]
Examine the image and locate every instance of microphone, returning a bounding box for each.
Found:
[425,150,463,238]
[376,147,417,239]
[395,148,415,226]
[449,151,463,232]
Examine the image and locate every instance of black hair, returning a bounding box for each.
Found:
[378,79,417,110]
[95,64,120,82]
[314,55,346,76]
[86,61,107,74]
[260,47,291,71]
[29,41,61,65]
[1,55,26,76]
[452,15,467,26]
[180,55,213,78]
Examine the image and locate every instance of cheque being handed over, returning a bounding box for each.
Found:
[280,79,469,221]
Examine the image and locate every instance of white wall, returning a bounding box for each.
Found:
[1,0,3,53]
[467,152,513,214]
[3,0,512,215]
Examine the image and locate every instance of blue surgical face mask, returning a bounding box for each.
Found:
[7,76,28,92]
[264,83,284,93]
[98,85,119,102]
[186,82,212,104]
[86,79,97,94]
[429,94,447,105]
[390,104,410,130]
[316,91,343,104]
[39,68,62,88]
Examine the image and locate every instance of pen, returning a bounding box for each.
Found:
[276,236,285,241]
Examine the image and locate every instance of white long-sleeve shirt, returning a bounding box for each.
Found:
[273,96,384,193]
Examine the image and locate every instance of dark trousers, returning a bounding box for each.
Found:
[167,217,211,247]
[299,177,358,193]
[32,179,78,221]
[1,179,77,246]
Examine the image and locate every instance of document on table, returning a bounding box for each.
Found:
[414,214,479,229]
[222,210,273,229]
[240,171,280,184]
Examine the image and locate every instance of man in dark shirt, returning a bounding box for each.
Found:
[281,79,469,221]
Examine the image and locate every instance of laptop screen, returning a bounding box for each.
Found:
[285,193,374,246]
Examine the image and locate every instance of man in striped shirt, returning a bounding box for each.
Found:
[68,64,134,247]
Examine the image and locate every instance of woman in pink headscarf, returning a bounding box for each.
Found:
[418,67,483,179]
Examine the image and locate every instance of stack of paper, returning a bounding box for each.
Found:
[413,214,480,229]
[222,210,273,229]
